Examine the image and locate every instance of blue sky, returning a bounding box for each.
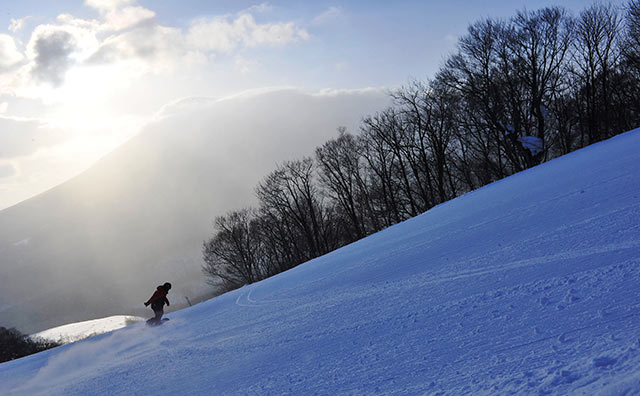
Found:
[0,0,630,209]
[2,1,628,92]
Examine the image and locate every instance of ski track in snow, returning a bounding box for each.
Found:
[0,129,639,395]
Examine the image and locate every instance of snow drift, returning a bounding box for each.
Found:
[1,129,639,395]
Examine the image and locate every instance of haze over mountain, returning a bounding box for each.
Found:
[0,88,390,333]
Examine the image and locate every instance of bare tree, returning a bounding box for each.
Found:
[440,18,516,180]
[572,3,624,144]
[625,0,640,69]
[256,158,331,262]
[392,80,459,205]
[622,0,640,118]
[361,109,417,223]
[316,128,378,241]
[202,208,264,288]
[506,7,573,165]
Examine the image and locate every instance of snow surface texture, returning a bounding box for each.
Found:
[1,129,639,395]
[31,316,144,344]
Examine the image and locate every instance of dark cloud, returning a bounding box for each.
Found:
[31,30,77,86]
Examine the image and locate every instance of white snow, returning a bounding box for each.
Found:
[518,135,544,156]
[30,316,145,344]
[1,129,639,395]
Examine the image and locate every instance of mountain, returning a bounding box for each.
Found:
[0,88,391,333]
[1,129,638,395]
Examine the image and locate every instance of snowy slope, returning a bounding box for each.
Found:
[1,129,639,395]
[31,316,144,344]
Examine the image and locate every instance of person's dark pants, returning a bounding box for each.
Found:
[150,302,164,323]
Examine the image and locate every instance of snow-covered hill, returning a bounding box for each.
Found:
[31,316,144,344]
[1,129,639,395]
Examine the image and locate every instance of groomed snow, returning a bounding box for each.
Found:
[1,129,639,395]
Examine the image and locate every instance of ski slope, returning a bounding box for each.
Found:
[1,129,639,395]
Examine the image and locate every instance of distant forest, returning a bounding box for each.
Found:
[203,1,640,290]
[0,327,60,363]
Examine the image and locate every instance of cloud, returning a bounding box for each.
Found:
[17,1,157,87]
[29,29,77,86]
[245,3,273,14]
[102,5,156,31]
[55,13,101,30]
[9,17,32,33]
[0,34,25,70]
[0,162,17,178]
[85,6,306,73]
[85,0,156,31]
[444,34,457,43]
[0,116,65,158]
[312,6,346,25]
[187,13,309,53]
[1,2,310,93]
[333,61,350,72]
[85,0,135,12]
[87,24,182,67]
[234,55,257,75]
[246,16,310,47]
[23,17,101,87]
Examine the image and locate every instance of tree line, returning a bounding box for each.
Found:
[203,1,640,291]
[0,327,60,363]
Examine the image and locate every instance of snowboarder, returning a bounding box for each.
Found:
[144,282,171,325]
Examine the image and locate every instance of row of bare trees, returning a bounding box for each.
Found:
[203,1,640,290]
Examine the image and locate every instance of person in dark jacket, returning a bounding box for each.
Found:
[144,282,171,324]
